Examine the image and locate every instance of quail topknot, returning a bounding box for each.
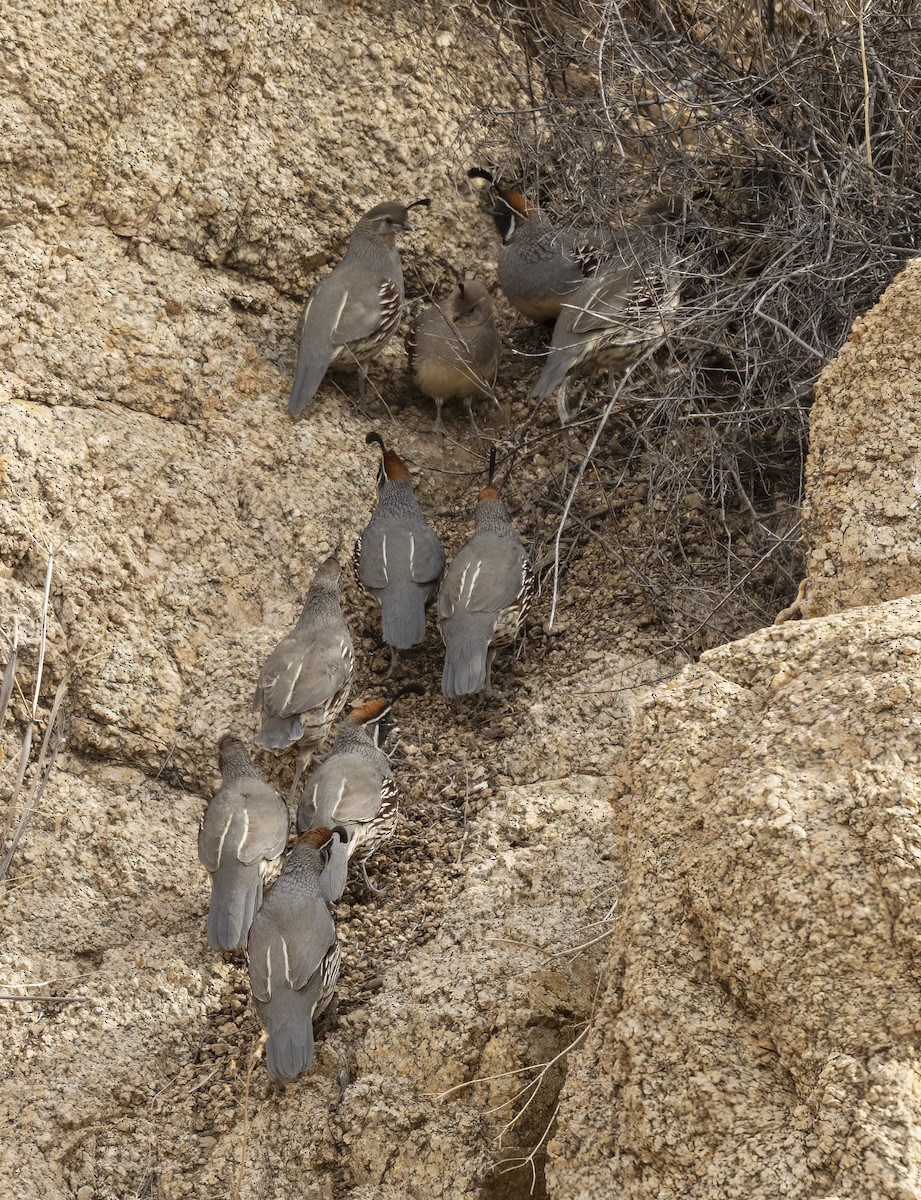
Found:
[438,454,532,698]
[247,825,349,1082]
[356,432,445,668]
[288,199,430,418]
[197,735,290,952]
[295,697,399,894]
[253,556,354,795]
[408,279,501,438]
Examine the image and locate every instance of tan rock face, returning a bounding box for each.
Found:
[803,257,921,616]
[0,0,515,783]
[549,595,921,1199]
[5,1,921,1198]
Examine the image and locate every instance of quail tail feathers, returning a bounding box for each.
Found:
[254,711,304,751]
[380,580,428,650]
[206,860,261,952]
[529,349,573,400]
[262,977,321,1082]
[289,346,337,418]
[441,614,495,697]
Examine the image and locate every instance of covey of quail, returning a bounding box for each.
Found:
[197,735,289,952]
[468,168,604,323]
[247,826,349,1082]
[253,556,354,794]
[530,217,681,424]
[296,697,398,894]
[288,199,430,418]
[438,457,532,698]
[356,432,445,666]
[408,279,501,437]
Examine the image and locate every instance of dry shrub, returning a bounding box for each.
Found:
[458,0,921,646]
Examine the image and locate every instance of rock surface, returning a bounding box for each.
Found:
[549,595,921,1199]
[4,0,921,1198]
[803,255,921,617]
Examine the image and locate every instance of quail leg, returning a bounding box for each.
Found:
[434,398,446,444]
[289,749,311,804]
[385,644,400,679]
[464,396,485,439]
[483,645,498,696]
[360,860,388,896]
[556,379,572,426]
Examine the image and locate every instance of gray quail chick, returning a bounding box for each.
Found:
[247,825,349,1082]
[356,432,445,667]
[408,279,501,438]
[296,697,398,894]
[438,470,532,698]
[253,557,354,795]
[197,735,289,952]
[288,199,430,417]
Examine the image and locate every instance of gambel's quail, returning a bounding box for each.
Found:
[438,456,532,697]
[408,279,501,437]
[288,199,431,418]
[468,168,603,323]
[529,257,681,424]
[356,432,445,665]
[198,736,290,952]
[253,557,354,794]
[296,697,398,894]
[247,826,349,1082]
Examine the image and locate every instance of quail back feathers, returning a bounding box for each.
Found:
[438,478,532,698]
[356,432,445,653]
[253,557,354,790]
[197,736,289,952]
[247,825,349,1081]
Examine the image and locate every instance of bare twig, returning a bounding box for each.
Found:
[458,0,917,646]
[1,547,62,873]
